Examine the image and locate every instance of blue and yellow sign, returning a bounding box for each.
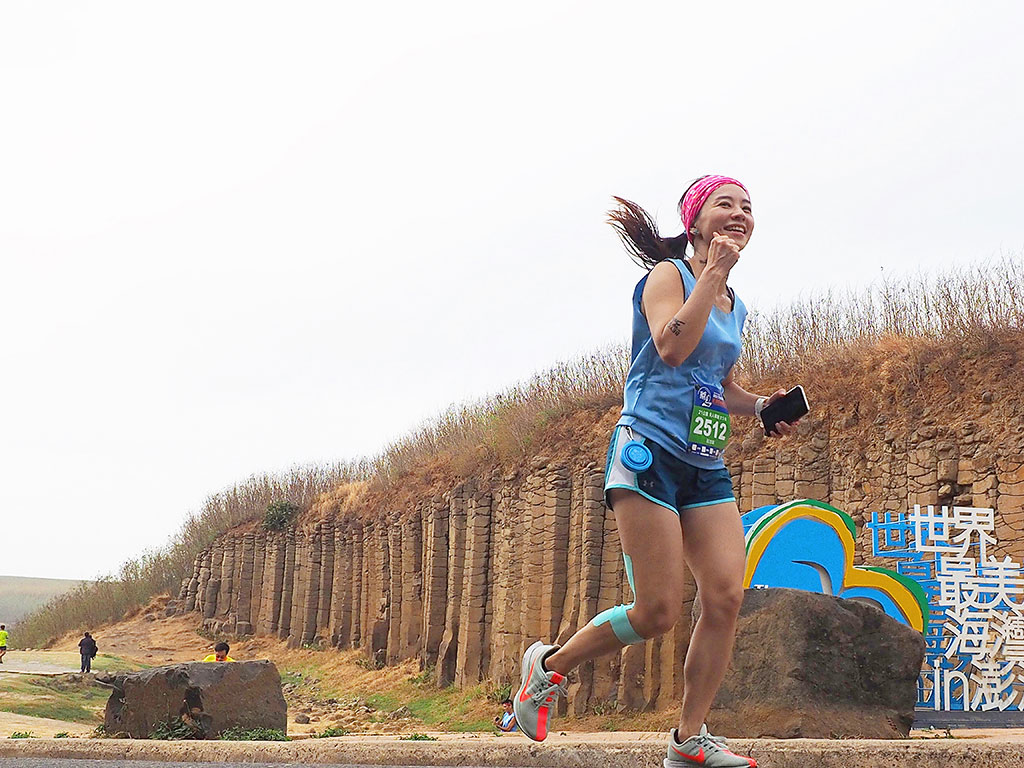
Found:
[742,499,930,634]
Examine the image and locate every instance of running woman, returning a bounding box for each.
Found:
[514,176,798,768]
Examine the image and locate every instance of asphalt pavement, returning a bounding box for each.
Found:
[0,651,81,676]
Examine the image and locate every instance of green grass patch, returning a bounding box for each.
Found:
[278,660,509,732]
[385,683,495,731]
[149,718,203,740]
[315,727,349,738]
[0,674,109,724]
[281,670,501,732]
[6,700,98,723]
[490,683,512,703]
[399,733,438,741]
[92,653,146,672]
[404,696,448,722]
[406,684,483,722]
[219,726,290,741]
[279,665,361,708]
[365,693,400,712]
[408,665,435,687]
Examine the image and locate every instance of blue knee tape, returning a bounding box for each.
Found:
[590,554,644,645]
[623,552,636,598]
[592,604,644,645]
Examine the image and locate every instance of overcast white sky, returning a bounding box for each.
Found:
[1,1,1021,581]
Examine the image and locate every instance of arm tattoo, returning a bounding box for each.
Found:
[667,318,685,336]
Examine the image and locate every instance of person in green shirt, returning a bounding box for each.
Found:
[0,625,8,664]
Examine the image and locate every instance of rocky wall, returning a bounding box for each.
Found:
[181,399,1024,713]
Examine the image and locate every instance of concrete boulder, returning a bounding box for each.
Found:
[103,660,287,739]
[696,587,925,739]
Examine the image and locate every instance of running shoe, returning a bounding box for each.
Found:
[512,641,567,742]
[664,724,756,768]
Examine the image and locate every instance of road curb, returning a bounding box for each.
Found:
[1,736,1023,767]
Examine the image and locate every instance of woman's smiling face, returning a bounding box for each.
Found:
[692,184,754,249]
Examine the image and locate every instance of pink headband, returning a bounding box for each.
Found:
[678,175,748,241]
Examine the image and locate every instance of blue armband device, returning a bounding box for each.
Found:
[620,440,652,472]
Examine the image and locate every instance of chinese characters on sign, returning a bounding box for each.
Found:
[868,506,1024,710]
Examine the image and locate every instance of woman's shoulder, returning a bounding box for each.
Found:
[642,259,692,298]
[647,259,688,283]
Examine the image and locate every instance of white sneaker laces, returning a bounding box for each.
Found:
[695,733,725,753]
[707,731,729,748]
[675,729,730,754]
[530,678,567,705]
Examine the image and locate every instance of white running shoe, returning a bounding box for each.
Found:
[664,724,756,767]
[512,641,567,742]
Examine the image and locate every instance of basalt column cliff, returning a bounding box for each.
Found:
[180,340,1024,712]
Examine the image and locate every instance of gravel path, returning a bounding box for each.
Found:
[0,710,93,739]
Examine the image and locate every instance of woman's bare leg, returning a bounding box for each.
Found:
[545,488,685,675]
[676,501,747,737]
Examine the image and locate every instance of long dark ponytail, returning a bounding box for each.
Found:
[607,180,700,269]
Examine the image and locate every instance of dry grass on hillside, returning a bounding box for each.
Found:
[17,255,1024,648]
[741,254,1024,379]
[14,466,367,648]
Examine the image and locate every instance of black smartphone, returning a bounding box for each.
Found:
[760,385,809,435]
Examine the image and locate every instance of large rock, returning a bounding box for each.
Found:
[103,660,287,739]
[696,588,925,739]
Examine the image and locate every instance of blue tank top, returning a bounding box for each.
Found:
[616,258,747,469]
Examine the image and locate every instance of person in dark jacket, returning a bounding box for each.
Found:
[78,632,97,673]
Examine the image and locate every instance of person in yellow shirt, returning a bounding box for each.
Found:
[0,625,8,664]
[202,642,235,662]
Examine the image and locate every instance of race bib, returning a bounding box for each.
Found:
[687,379,730,459]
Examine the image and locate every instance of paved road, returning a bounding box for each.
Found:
[0,651,81,676]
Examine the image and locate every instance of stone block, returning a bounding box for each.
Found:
[699,588,924,739]
[958,461,978,484]
[937,459,958,484]
[974,475,997,494]
[996,455,1024,483]
[775,480,795,497]
[999,492,1024,513]
[1000,480,1024,497]
[103,661,286,739]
